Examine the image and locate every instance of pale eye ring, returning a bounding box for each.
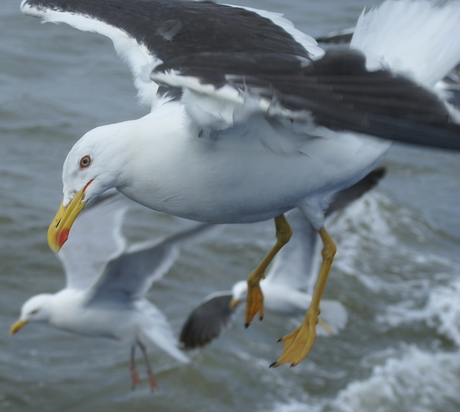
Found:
[79,155,92,169]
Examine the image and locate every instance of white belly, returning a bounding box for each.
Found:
[118,110,390,224]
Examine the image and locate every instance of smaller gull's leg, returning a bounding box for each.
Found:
[271,227,336,367]
[138,340,158,391]
[245,214,292,327]
[130,345,140,390]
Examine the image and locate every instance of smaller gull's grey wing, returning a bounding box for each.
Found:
[265,167,386,290]
[58,190,129,290]
[86,223,216,306]
[179,291,237,350]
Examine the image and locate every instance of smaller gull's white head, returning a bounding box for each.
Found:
[10,294,55,335]
[19,294,54,323]
[231,280,248,302]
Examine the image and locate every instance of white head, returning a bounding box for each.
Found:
[231,280,248,302]
[62,124,130,207]
[47,122,131,252]
[10,294,54,334]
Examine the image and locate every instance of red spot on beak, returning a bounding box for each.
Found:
[56,228,70,249]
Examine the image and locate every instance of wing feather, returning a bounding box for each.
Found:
[57,190,129,290]
[85,223,216,306]
[22,0,460,149]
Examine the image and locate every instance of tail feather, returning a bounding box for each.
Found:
[138,301,189,363]
[317,299,348,336]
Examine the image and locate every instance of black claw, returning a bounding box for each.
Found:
[259,316,263,321]
[290,363,297,368]
[244,322,250,328]
[277,338,282,343]
[269,361,278,368]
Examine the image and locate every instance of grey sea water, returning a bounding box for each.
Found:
[1,0,460,411]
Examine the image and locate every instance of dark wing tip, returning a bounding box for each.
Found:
[179,292,236,350]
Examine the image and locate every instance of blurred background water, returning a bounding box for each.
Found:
[1,0,460,411]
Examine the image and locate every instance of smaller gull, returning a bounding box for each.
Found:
[10,191,213,390]
[180,168,385,350]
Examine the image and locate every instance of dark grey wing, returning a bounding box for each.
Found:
[23,0,460,150]
[316,27,354,44]
[326,167,386,217]
[316,27,460,110]
[85,223,216,306]
[57,190,129,290]
[179,292,237,350]
[265,167,386,290]
[223,49,460,151]
[21,0,318,108]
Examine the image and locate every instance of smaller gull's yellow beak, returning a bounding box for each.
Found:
[47,181,92,253]
[10,319,29,335]
[229,298,239,309]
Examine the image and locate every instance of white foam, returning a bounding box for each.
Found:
[380,275,460,346]
[272,345,460,412]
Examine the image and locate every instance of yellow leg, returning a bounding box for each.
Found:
[245,214,292,327]
[271,227,336,367]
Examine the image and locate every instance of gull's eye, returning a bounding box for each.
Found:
[30,309,38,315]
[79,155,92,169]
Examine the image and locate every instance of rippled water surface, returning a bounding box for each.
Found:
[1,0,460,411]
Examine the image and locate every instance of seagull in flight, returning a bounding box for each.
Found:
[10,191,213,389]
[20,0,460,367]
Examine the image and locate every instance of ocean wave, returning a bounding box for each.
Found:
[272,345,460,412]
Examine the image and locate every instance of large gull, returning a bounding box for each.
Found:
[10,191,214,389]
[179,168,385,349]
[20,0,460,367]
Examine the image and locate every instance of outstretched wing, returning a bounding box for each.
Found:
[22,0,460,149]
[21,0,163,107]
[85,222,216,306]
[57,190,129,290]
[20,0,320,110]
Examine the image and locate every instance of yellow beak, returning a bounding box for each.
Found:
[10,318,29,335]
[229,297,239,309]
[47,182,92,253]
